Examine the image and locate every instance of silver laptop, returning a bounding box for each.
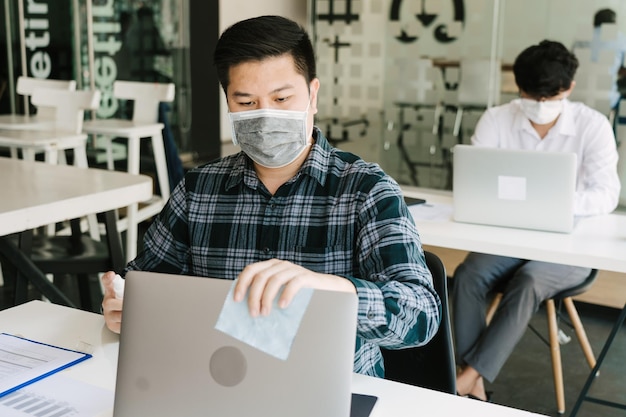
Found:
[113,271,358,417]
[453,144,577,233]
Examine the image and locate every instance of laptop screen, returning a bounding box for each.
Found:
[452,145,576,233]
[113,271,358,417]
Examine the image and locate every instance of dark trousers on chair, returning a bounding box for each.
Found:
[451,252,590,382]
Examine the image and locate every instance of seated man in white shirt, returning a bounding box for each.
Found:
[452,40,620,401]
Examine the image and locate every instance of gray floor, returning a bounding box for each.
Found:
[490,303,625,417]
[2,134,625,417]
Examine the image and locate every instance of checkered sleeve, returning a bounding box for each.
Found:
[344,178,441,349]
[124,177,193,275]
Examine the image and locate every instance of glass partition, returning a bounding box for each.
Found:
[0,0,74,115]
[81,0,192,160]
[311,0,625,189]
[0,0,194,159]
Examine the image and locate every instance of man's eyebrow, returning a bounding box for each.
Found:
[231,84,296,98]
[231,91,252,98]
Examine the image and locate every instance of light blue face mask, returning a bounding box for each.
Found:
[229,103,310,168]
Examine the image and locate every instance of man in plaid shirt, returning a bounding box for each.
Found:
[102,15,441,378]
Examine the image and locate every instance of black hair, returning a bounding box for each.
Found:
[213,15,316,93]
[513,40,578,99]
[594,8,616,27]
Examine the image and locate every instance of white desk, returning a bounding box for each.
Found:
[0,157,151,236]
[403,187,626,273]
[0,157,152,236]
[0,157,152,305]
[0,301,545,417]
[403,186,626,416]
[0,128,99,237]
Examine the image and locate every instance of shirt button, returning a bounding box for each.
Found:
[263,247,270,254]
[367,309,375,320]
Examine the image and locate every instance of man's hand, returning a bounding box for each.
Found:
[233,258,356,317]
[101,271,123,334]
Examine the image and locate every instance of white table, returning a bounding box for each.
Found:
[0,157,152,305]
[403,187,626,273]
[402,186,626,416]
[0,301,546,417]
[0,127,100,238]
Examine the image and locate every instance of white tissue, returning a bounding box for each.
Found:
[113,274,125,299]
[215,280,313,360]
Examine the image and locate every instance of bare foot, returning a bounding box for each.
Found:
[456,366,481,397]
[457,366,488,400]
[469,376,487,401]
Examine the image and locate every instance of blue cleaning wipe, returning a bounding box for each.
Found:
[214,280,314,360]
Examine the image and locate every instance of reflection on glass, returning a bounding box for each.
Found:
[310,0,626,189]
[115,6,171,83]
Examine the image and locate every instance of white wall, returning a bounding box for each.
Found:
[218,0,308,142]
[219,0,307,31]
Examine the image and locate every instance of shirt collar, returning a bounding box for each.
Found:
[298,127,330,187]
[554,99,576,136]
[224,152,250,191]
[224,127,331,191]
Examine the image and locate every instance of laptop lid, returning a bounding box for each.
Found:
[113,271,358,417]
[452,145,577,233]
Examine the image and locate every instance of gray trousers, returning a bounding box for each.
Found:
[451,252,591,382]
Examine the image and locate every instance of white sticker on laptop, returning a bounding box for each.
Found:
[498,175,527,201]
[215,280,313,360]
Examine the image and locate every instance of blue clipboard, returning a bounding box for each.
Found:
[0,333,92,398]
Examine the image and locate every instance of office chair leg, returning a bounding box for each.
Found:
[77,273,94,312]
[563,298,597,370]
[546,299,566,414]
[432,104,443,135]
[486,293,595,414]
[453,108,463,137]
[104,136,115,170]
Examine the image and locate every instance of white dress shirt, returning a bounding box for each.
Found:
[471,98,620,216]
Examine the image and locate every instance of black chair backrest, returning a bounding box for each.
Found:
[381,251,457,394]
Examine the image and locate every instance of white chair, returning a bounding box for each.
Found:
[0,88,99,164]
[0,88,101,239]
[452,58,501,139]
[82,80,175,261]
[0,77,77,160]
[0,76,77,132]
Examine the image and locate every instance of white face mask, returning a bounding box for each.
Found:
[229,103,310,168]
[520,98,564,125]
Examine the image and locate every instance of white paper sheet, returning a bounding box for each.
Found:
[0,333,91,397]
[408,202,454,222]
[0,373,113,417]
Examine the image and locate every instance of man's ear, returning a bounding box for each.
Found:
[309,78,320,116]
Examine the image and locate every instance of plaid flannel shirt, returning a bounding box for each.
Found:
[125,128,441,377]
